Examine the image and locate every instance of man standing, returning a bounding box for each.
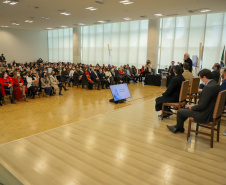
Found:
[167,69,220,133]
[155,65,185,118]
[0,54,6,63]
[212,63,220,83]
[184,53,193,72]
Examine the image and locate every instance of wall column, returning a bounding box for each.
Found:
[73,27,81,63]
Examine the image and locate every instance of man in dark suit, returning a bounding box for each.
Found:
[90,67,102,90]
[167,69,221,133]
[212,63,220,83]
[0,54,6,63]
[167,61,175,86]
[184,53,193,72]
[155,65,185,117]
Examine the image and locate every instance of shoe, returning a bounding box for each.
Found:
[59,93,63,96]
[10,98,16,104]
[167,125,184,133]
[65,89,69,91]
[97,88,100,90]
[223,129,226,136]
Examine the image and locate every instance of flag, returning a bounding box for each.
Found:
[220,46,225,68]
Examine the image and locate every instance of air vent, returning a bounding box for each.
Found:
[188,10,198,13]
[140,15,148,18]
[95,0,104,4]
[35,6,39,9]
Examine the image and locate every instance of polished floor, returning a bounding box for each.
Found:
[0,83,226,185]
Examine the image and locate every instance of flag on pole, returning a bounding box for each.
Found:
[220,46,225,68]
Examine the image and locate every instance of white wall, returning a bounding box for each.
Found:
[0,28,48,63]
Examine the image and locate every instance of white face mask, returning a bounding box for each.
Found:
[17,74,20,77]
[4,74,8,78]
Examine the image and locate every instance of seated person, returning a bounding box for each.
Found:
[97,68,108,88]
[182,63,194,83]
[12,71,28,102]
[83,67,94,90]
[167,61,175,87]
[0,71,16,104]
[212,63,220,83]
[40,72,52,97]
[61,67,71,87]
[221,69,226,90]
[131,65,139,83]
[123,65,134,84]
[114,66,123,84]
[139,66,145,82]
[73,67,83,86]
[49,71,67,96]
[105,67,113,86]
[90,67,102,90]
[155,65,185,118]
[167,69,221,133]
[26,71,39,99]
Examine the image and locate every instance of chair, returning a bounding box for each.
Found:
[187,78,200,104]
[187,90,226,148]
[218,76,221,85]
[161,80,189,120]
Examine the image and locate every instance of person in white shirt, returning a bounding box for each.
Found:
[26,71,39,99]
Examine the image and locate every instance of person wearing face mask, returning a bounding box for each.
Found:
[90,67,101,90]
[104,67,113,86]
[12,71,28,102]
[167,69,220,133]
[49,71,65,96]
[41,72,52,97]
[0,71,16,104]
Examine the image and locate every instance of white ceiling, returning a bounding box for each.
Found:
[0,0,226,30]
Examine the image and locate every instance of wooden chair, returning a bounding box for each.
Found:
[187,78,200,104]
[218,76,221,85]
[187,90,226,148]
[161,80,189,120]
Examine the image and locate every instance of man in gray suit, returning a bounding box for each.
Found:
[123,65,133,83]
[167,69,221,133]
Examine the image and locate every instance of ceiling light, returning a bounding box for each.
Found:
[98,21,107,23]
[154,14,164,17]
[200,8,211,13]
[60,12,71,16]
[3,0,11,4]
[78,23,85,26]
[46,28,53,29]
[9,0,18,5]
[61,26,68,28]
[123,17,132,21]
[85,7,98,11]
[12,23,20,26]
[25,20,33,23]
[1,26,8,28]
[119,0,133,5]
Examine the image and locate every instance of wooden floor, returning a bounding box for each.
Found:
[0,83,226,185]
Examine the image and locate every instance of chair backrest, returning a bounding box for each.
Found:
[213,90,226,119]
[189,78,200,94]
[179,80,190,102]
[218,76,221,85]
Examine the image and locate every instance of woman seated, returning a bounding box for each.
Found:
[12,71,28,102]
[49,71,66,96]
[40,72,52,97]
[82,67,94,90]
[139,65,145,82]
[0,71,16,104]
[26,71,39,99]
[105,67,113,86]
[73,67,83,86]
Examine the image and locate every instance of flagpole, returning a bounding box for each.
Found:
[224,45,226,69]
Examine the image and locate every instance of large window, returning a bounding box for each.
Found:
[48,28,73,63]
[81,20,149,68]
[158,12,226,70]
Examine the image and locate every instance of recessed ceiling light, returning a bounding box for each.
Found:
[123,17,132,21]
[9,0,18,5]
[200,8,211,13]
[78,23,85,26]
[12,23,20,26]
[61,26,68,28]
[85,7,98,11]
[1,26,8,28]
[98,20,107,23]
[25,20,33,23]
[3,0,11,4]
[119,0,133,5]
[60,12,71,16]
[154,14,164,17]
[46,28,53,29]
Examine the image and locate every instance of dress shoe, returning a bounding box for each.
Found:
[167,125,184,133]
[65,89,69,91]
[59,93,63,96]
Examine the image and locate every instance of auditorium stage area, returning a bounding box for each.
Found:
[0,84,225,185]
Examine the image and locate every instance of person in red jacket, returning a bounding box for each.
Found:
[0,71,16,104]
[12,71,28,102]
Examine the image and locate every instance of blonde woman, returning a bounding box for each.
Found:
[49,71,63,95]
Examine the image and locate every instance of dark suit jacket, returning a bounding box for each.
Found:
[90,71,99,81]
[192,80,220,123]
[212,70,220,83]
[168,65,175,76]
[162,74,185,101]
[184,58,193,72]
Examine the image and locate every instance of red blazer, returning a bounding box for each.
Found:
[0,76,14,96]
[85,71,93,82]
[118,70,124,76]
[13,77,24,86]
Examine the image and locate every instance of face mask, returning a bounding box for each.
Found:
[17,74,20,77]
[4,74,8,78]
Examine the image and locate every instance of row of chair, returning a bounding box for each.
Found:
[161,78,226,148]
